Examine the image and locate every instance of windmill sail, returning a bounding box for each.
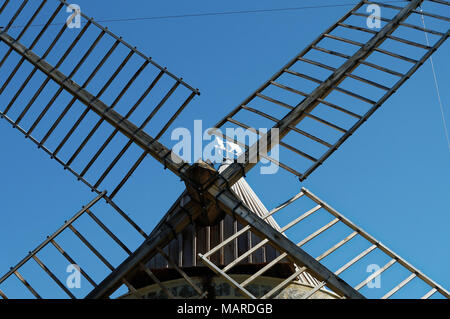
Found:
[0,0,199,200]
[199,187,450,299]
[0,192,150,299]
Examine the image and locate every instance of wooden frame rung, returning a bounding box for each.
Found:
[211,128,304,175]
[428,0,450,5]
[421,288,438,299]
[316,98,363,119]
[68,224,115,271]
[280,205,321,233]
[241,104,333,147]
[298,57,335,71]
[382,273,417,299]
[354,258,397,291]
[301,281,326,299]
[338,22,377,35]
[2,0,28,32]
[363,1,403,11]
[121,278,137,293]
[32,255,76,299]
[103,196,148,239]
[299,54,390,91]
[155,91,198,140]
[374,47,419,64]
[316,231,358,261]
[333,86,377,104]
[413,8,450,22]
[14,270,41,299]
[256,93,294,110]
[222,239,269,273]
[312,45,404,77]
[283,69,323,84]
[270,81,309,97]
[264,190,305,218]
[335,245,377,276]
[323,33,363,47]
[51,240,97,288]
[352,12,445,36]
[241,253,288,288]
[304,113,348,133]
[387,34,432,50]
[297,218,340,247]
[0,0,11,14]
[227,117,318,162]
[86,209,132,255]
[203,225,251,259]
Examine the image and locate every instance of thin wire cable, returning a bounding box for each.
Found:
[419,8,450,150]
[5,0,408,29]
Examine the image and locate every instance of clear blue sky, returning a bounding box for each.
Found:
[0,0,448,299]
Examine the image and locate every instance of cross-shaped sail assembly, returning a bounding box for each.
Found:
[0,0,448,299]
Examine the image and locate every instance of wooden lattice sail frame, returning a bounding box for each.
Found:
[0,0,448,299]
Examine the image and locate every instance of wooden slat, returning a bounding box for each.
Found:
[316,231,358,261]
[32,255,76,299]
[223,239,269,273]
[241,253,288,288]
[51,240,97,287]
[14,271,41,299]
[311,45,404,77]
[354,259,397,291]
[335,245,377,275]
[68,225,114,271]
[382,273,417,299]
[280,205,321,233]
[301,281,327,299]
[297,218,339,247]
[421,288,438,299]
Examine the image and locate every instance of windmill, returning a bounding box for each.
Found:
[0,0,448,299]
